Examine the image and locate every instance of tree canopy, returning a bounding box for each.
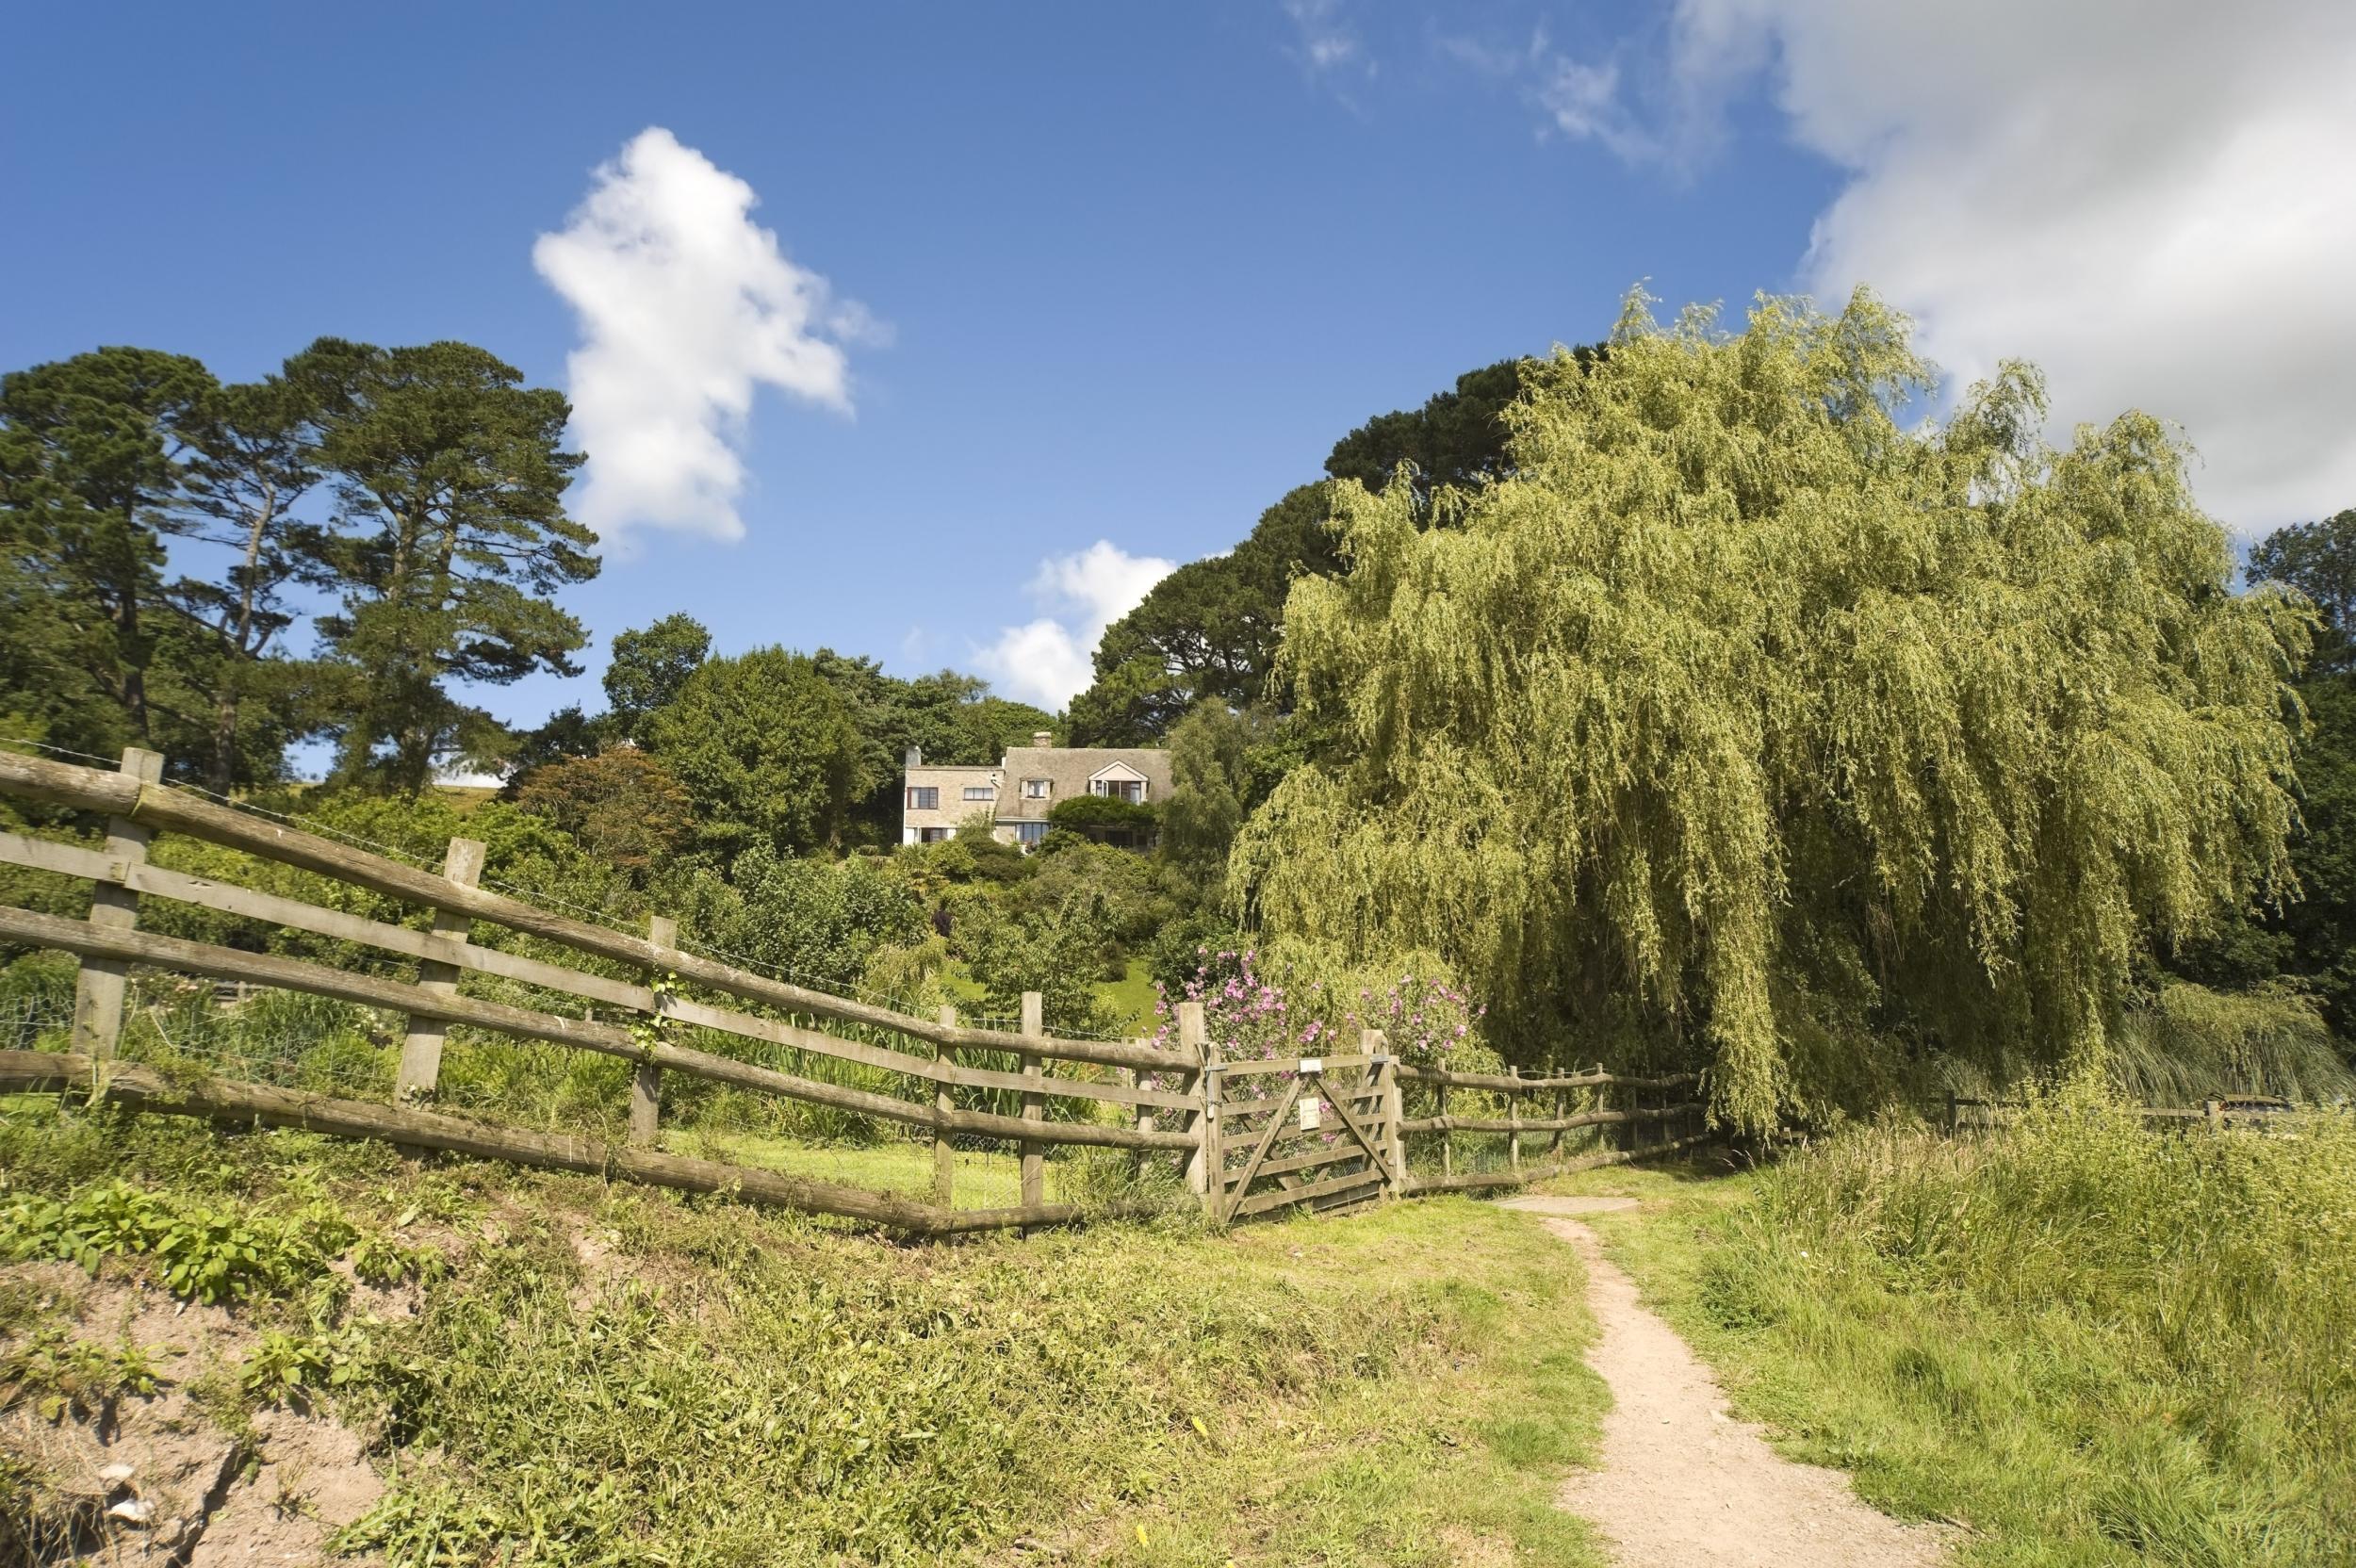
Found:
[301,337,597,792]
[645,646,868,865]
[1231,290,2310,1130]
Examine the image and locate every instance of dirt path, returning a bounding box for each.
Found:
[1501,1195,1947,1568]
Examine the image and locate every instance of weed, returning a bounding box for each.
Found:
[0,1325,174,1420]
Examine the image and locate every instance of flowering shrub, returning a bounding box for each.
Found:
[1150,946,1486,1066]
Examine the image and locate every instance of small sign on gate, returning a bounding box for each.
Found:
[1299,1095,1322,1132]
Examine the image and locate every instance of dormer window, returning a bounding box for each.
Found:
[1092,777,1145,803]
[1023,778,1051,799]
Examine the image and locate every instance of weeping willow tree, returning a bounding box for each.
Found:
[1230,289,2312,1131]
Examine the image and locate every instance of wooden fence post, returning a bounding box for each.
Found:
[1180,1001,1216,1208]
[395,837,485,1103]
[1020,991,1045,1210]
[1548,1067,1567,1165]
[1369,1029,1402,1193]
[2203,1098,2224,1134]
[629,915,675,1147]
[1507,1065,1522,1173]
[934,1004,957,1207]
[1437,1080,1452,1180]
[71,747,164,1068]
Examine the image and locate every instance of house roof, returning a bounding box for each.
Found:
[994,745,1172,823]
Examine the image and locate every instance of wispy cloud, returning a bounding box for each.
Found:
[1282,0,1375,83]
[972,542,1176,710]
[533,127,886,549]
[1448,0,2356,531]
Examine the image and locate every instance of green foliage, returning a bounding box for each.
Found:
[297,336,597,792]
[699,842,926,990]
[2217,505,2356,1042]
[602,611,712,743]
[1045,792,1158,831]
[238,1324,382,1405]
[0,1180,354,1304]
[956,898,1124,1034]
[1,1325,172,1422]
[1605,1102,2356,1563]
[1069,355,1578,746]
[1158,700,1250,896]
[510,748,695,886]
[1071,484,1339,744]
[2105,982,2355,1106]
[1234,290,2309,1129]
[2248,507,2356,660]
[1321,355,1550,514]
[645,645,868,864]
[0,347,219,765]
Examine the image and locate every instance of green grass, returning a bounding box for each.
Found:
[1539,1098,2356,1567]
[674,1126,1073,1208]
[1093,956,1158,1036]
[1,1101,1613,1566]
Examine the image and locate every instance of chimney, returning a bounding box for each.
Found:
[1031,731,1054,748]
[904,745,922,768]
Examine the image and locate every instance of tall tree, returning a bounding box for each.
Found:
[1232,291,2308,1130]
[164,371,327,790]
[2235,507,2356,1038]
[1322,354,1560,514]
[603,612,712,743]
[1069,484,1340,743]
[644,646,867,865]
[0,348,215,757]
[297,339,595,792]
[1068,354,1590,745]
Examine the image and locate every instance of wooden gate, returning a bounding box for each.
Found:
[1210,1034,1402,1223]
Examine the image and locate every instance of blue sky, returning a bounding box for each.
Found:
[7,1,2351,734]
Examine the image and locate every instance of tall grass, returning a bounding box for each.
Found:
[1675,1094,2356,1564]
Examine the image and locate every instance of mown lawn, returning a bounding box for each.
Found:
[1537,1102,2356,1567]
[1,1101,1612,1565]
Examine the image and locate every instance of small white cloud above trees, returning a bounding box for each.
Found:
[534,127,883,548]
[973,541,1176,710]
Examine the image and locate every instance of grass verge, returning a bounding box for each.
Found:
[1539,1099,2356,1568]
[2,1101,1611,1565]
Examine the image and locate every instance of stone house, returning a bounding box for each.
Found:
[900,731,1172,850]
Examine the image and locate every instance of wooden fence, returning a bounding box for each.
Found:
[0,747,1709,1235]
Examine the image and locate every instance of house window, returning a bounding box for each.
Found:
[906,786,939,811]
[1022,778,1051,799]
[920,826,953,843]
[1014,822,1048,846]
[962,785,994,801]
[1092,778,1145,803]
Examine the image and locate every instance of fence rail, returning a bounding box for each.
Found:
[0,747,1714,1234]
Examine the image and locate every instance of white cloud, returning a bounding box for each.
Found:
[533,127,883,548]
[972,542,1177,710]
[1459,1,2356,531]
[1283,0,1374,81]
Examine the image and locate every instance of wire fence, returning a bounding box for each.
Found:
[0,976,1161,1218]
